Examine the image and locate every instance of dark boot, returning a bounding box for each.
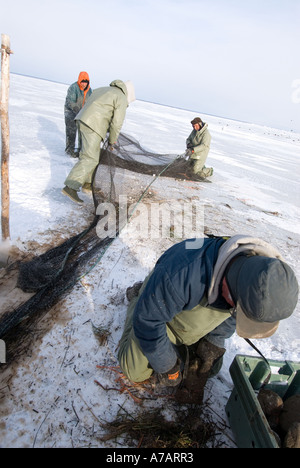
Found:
[198,166,213,178]
[62,186,84,204]
[175,358,207,404]
[175,339,225,404]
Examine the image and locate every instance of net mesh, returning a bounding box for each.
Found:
[0,132,203,360]
[93,132,201,207]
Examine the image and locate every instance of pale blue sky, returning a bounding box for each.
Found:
[1,0,300,131]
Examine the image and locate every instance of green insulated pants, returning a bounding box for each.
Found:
[64,121,103,191]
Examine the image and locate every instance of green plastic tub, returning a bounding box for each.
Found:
[225,354,300,448]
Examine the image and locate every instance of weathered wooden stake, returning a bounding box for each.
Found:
[1,34,13,241]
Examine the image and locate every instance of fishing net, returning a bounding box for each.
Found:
[93,132,200,204]
[0,132,203,360]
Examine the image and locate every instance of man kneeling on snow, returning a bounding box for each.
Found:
[118,235,299,403]
[185,117,213,179]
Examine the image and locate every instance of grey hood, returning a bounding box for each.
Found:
[208,234,284,305]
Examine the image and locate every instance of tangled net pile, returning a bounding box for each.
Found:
[0,133,202,360]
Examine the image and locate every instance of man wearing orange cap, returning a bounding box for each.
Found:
[64,72,92,158]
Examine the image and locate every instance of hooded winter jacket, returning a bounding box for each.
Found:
[132,235,285,374]
[75,80,130,145]
[186,123,211,160]
[64,71,92,116]
[133,237,227,373]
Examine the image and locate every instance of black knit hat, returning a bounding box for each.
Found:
[226,255,299,339]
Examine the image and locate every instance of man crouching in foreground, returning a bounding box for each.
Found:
[118,235,299,403]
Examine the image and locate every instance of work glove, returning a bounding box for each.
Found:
[156,359,183,387]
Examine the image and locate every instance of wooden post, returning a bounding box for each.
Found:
[1,34,13,241]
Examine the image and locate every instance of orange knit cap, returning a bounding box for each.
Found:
[77,71,90,91]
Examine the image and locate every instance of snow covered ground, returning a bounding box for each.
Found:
[0,74,299,448]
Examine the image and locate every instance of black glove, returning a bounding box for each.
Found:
[156,359,183,387]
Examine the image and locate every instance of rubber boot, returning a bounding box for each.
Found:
[62,186,84,204]
[175,339,225,404]
[175,358,207,404]
[198,166,213,178]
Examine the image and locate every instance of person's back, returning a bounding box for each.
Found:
[75,81,128,142]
